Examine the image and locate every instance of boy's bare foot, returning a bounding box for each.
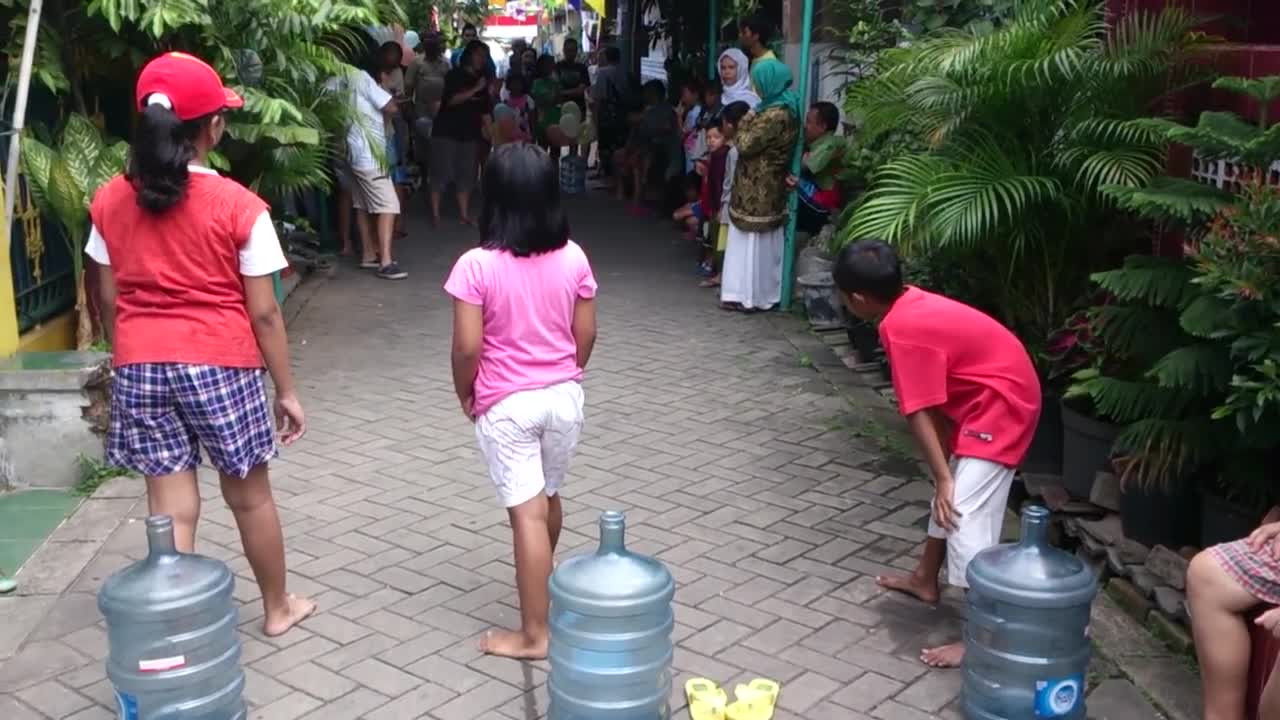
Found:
[263,594,316,638]
[921,642,964,668]
[479,628,548,660]
[877,573,941,605]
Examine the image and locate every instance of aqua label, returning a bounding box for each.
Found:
[115,690,138,720]
[1034,675,1083,717]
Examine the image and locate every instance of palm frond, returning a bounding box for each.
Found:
[1090,255,1196,308]
[1102,176,1234,225]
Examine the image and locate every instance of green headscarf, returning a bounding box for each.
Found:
[751,58,800,119]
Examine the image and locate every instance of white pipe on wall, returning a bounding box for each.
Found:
[2,0,45,235]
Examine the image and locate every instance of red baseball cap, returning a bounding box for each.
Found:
[135,52,243,121]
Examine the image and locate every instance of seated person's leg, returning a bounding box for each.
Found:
[1189,539,1279,720]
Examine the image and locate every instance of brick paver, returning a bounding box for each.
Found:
[0,196,968,719]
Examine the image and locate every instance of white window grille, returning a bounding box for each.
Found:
[1189,151,1280,192]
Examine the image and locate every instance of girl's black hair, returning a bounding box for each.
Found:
[642,79,666,99]
[811,101,840,132]
[720,100,751,127]
[126,102,218,213]
[535,54,556,76]
[379,40,403,67]
[506,72,526,93]
[480,143,570,257]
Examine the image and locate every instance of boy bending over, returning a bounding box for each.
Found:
[834,240,1041,669]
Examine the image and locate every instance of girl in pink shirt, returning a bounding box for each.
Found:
[444,143,599,659]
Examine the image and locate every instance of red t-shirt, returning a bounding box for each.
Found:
[879,287,1042,468]
[89,174,269,369]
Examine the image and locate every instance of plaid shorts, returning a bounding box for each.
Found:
[108,364,278,479]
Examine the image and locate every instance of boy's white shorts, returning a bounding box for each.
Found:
[928,456,1016,589]
[474,381,585,508]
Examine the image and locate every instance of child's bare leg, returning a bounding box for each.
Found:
[481,494,553,659]
[1188,550,1258,720]
[220,465,315,638]
[548,494,563,553]
[881,408,951,604]
[878,536,945,604]
[631,163,644,205]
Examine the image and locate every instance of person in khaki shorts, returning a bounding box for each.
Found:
[346,61,407,280]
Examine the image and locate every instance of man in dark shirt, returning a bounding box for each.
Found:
[556,38,591,118]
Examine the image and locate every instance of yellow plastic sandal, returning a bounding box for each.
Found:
[726,678,781,720]
[685,678,728,720]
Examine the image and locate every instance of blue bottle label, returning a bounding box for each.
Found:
[115,690,138,720]
[1034,675,1083,717]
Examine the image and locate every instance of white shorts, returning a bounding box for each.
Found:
[928,456,1016,589]
[474,381,585,508]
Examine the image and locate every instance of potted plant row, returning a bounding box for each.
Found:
[1061,75,1280,547]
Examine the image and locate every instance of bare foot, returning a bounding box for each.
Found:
[876,573,941,605]
[921,642,964,668]
[263,594,316,638]
[459,216,476,227]
[479,629,548,660]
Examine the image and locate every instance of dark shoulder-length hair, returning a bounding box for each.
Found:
[479,143,570,257]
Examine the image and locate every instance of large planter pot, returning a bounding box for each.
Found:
[1201,491,1264,548]
[798,272,844,329]
[845,320,881,363]
[1022,392,1064,475]
[1060,400,1119,499]
[796,247,833,278]
[1119,479,1200,549]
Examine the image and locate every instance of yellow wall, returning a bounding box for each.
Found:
[0,183,20,357]
[17,311,75,352]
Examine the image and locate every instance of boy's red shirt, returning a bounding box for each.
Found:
[878,286,1042,468]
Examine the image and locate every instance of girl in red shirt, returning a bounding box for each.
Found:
[88,52,314,637]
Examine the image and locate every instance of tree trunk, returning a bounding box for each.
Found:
[74,277,93,350]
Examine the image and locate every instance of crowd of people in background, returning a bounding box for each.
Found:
[325,14,848,307]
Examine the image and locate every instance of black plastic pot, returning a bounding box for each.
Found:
[1120,479,1200,549]
[1022,392,1064,475]
[1201,491,1264,548]
[846,320,881,363]
[878,355,892,383]
[1060,399,1119,499]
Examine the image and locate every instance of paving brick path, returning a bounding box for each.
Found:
[0,197,971,719]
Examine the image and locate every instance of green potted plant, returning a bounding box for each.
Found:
[1094,75,1280,546]
[20,114,128,349]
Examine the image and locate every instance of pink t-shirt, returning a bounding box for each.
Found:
[443,241,598,416]
[879,287,1042,468]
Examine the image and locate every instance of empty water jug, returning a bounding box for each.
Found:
[963,505,1098,720]
[548,510,675,720]
[99,515,245,720]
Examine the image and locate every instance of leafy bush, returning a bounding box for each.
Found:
[1070,76,1280,501]
[839,0,1206,345]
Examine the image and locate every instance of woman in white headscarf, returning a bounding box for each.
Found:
[718,48,760,107]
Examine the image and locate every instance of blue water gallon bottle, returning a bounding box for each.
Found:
[963,504,1099,720]
[548,510,676,720]
[559,155,587,195]
[98,515,245,719]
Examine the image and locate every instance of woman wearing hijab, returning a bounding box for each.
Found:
[720,58,799,312]
[718,48,761,108]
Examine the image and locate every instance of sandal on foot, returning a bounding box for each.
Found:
[726,679,780,720]
[685,678,727,720]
